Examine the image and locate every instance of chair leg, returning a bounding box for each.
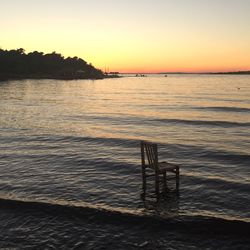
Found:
[155,172,160,198]
[176,167,180,191]
[163,171,167,192]
[142,167,147,197]
[142,167,146,194]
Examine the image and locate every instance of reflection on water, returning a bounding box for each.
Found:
[141,192,180,218]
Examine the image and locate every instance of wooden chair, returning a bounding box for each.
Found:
[140,141,180,198]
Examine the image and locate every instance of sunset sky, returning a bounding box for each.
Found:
[1,0,250,73]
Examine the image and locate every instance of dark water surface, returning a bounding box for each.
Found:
[0,75,249,249]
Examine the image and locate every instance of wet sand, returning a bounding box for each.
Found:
[0,199,249,249]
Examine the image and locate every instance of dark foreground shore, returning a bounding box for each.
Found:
[0,198,249,249]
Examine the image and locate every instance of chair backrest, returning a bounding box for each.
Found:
[141,141,158,170]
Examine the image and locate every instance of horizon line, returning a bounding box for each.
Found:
[118,70,250,75]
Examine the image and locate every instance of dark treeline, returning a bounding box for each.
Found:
[0,48,104,80]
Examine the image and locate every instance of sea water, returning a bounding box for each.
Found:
[0,75,249,249]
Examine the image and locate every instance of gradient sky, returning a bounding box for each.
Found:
[1,0,250,73]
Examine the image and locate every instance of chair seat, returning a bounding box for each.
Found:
[147,161,178,173]
[158,161,179,173]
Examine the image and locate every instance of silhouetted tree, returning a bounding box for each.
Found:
[0,48,104,80]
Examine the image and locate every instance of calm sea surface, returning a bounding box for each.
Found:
[0,75,249,249]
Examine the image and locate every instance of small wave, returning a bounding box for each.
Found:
[153,118,250,127]
[200,150,250,165]
[194,106,250,113]
[0,134,138,147]
[185,174,250,193]
[0,198,249,236]
[40,114,250,129]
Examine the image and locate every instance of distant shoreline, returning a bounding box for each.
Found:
[208,71,250,75]
[157,71,250,75]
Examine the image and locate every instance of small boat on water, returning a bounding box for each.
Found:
[135,74,147,77]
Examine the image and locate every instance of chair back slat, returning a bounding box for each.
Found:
[141,141,158,170]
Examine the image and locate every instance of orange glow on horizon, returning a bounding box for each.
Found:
[106,66,250,74]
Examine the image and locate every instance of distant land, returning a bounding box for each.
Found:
[209,71,250,75]
[0,48,105,81]
[158,71,250,75]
